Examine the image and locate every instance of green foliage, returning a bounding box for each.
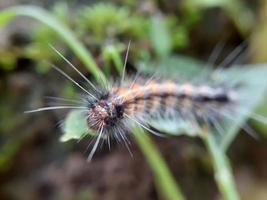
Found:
[102,44,124,74]
[60,110,92,142]
[0,2,196,72]
[133,127,185,200]
[139,55,207,79]
[150,15,172,58]
[0,5,106,82]
[217,65,267,150]
[78,3,155,43]
[184,0,254,35]
[77,3,151,67]
[79,3,129,41]
[0,139,21,172]
[78,3,148,42]
[204,134,240,200]
[0,50,16,71]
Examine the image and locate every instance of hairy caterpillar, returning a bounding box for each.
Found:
[26,43,267,161]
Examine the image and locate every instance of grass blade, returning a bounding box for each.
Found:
[133,127,185,200]
[203,133,240,200]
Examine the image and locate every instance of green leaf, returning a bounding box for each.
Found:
[60,110,93,142]
[150,15,172,58]
[139,55,209,79]
[218,65,267,150]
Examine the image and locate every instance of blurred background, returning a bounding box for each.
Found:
[0,0,267,200]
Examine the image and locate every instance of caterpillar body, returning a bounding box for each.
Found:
[26,45,267,161]
[86,79,237,137]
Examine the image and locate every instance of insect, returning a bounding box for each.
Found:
[25,42,267,161]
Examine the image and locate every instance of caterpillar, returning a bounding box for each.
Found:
[26,44,267,161]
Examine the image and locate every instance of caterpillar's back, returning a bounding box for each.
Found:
[86,77,238,139]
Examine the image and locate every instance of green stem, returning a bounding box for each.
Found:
[109,46,124,74]
[133,127,186,200]
[0,5,106,83]
[203,134,240,200]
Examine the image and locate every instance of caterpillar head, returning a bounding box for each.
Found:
[87,97,125,132]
